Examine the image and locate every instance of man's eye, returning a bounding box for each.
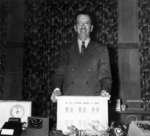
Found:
[78,23,90,26]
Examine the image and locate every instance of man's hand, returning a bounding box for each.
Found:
[51,88,61,103]
[100,90,110,97]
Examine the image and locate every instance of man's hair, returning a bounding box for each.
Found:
[74,10,93,25]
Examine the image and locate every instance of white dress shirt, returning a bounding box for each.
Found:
[78,38,90,53]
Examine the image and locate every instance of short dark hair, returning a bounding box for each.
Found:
[74,10,93,24]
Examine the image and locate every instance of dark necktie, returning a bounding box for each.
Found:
[81,41,85,56]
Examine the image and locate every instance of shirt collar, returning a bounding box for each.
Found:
[78,38,90,48]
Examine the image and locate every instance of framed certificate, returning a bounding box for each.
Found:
[56,96,110,134]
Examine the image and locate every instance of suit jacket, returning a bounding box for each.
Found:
[53,40,112,95]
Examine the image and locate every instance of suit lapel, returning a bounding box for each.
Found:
[71,40,81,58]
[71,40,96,59]
[84,40,95,57]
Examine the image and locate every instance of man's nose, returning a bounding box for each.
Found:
[80,24,86,29]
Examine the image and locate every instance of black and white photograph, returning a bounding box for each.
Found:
[0,0,150,136]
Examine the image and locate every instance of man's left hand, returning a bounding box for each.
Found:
[100,90,110,97]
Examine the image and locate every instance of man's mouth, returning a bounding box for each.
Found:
[80,29,87,33]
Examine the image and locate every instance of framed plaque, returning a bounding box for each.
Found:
[56,96,110,134]
[0,101,32,129]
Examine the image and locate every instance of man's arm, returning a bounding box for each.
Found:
[51,48,69,102]
[98,47,112,94]
[53,49,68,88]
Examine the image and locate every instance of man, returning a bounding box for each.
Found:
[51,11,112,102]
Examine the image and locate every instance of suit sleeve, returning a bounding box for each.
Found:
[53,49,68,90]
[98,47,112,93]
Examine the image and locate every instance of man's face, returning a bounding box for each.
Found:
[74,14,93,41]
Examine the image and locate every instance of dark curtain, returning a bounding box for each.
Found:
[139,0,150,100]
[23,0,118,126]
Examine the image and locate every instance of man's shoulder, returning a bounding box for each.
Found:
[92,41,108,49]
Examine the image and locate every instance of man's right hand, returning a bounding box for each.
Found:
[51,88,61,103]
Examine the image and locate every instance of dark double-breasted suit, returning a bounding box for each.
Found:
[53,40,112,95]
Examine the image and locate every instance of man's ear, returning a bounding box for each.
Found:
[74,25,77,32]
[90,25,93,32]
